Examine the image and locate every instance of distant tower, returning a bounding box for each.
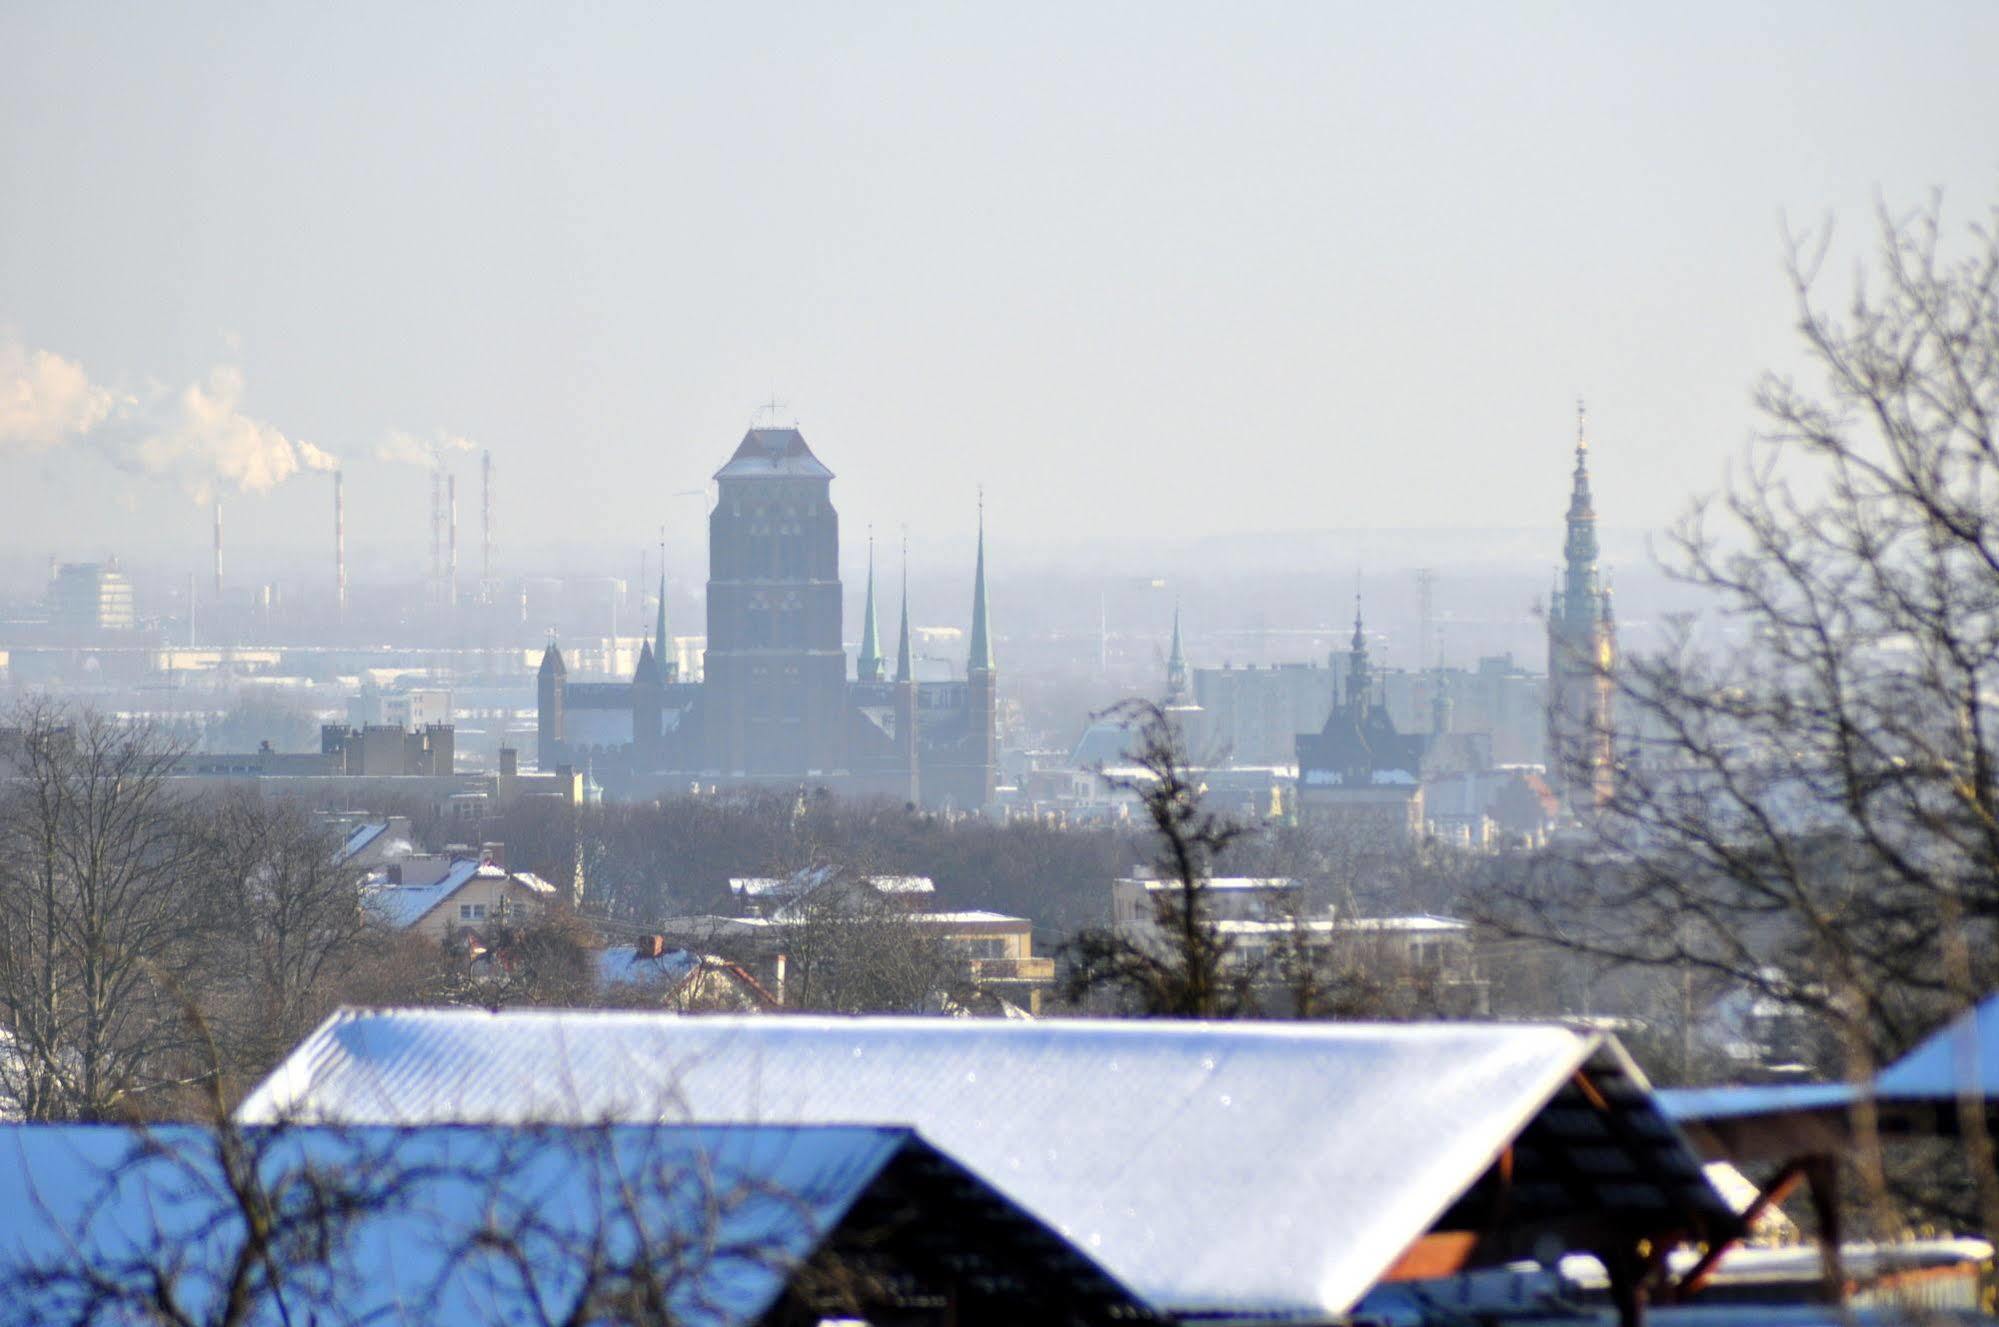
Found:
[895,535,920,804]
[632,640,662,759]
[333,470,347,625]
[857,532,884,682]
[536,641,567,770]
[1164,601,1191,705]
[212,500,224,599]
[964,496,999,807]
[654,549,676,683]
[480,449,494,599]
[1547,401,1618,812]
[701,427,847,777]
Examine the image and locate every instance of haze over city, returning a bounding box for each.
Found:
[6,8,1999,1323]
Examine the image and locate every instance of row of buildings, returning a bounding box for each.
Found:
[527,411,1619,833]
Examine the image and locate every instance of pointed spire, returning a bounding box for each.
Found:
[538,638,566,676]
[967,491,994,674]
[858,529,883,682]
[1345,595,1372,712]
[633,639,659,687]
[654,528,673,681]
[1165,600,1190,704]
[895,532,913,685]
[1563,399,1601,622]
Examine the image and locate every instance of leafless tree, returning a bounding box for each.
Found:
[1476,197,1999,1232]
[1062,700,1255,1018]
[0,701,208,1120]
[772,874,960,1014]
[191,795,372,1087]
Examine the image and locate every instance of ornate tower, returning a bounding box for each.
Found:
[1547,402,1618,812]
[536,641,567,771]
[701,428,848,777]
[857,533,884,683]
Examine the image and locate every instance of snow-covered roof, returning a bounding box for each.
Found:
[732,869,934,898]
[1339,914,1470,934]
[0,1123,1128,1326]
[239,1010,1725,1323]
[712,428,834,481]
[1120,875,1298,893]
[596,946,701,988]
[915,910,1027,926]
[361,860,552,931]
[334,820,390,864]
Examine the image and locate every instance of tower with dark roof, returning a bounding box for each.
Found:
[1295,601,1427,845]
[536,641,567,771]
[1546,402,1618,812]
[701,428,848,777]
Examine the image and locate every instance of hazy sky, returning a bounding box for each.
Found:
[3,2,1996,581]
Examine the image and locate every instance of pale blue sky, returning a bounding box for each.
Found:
[3,2,1996,580]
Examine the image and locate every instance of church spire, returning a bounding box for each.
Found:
[1165,600,1190,704]
[967,493,994,674]
[895,532,913,685]
[654,528,673,681]
[858,529,884,682]
[1563,399,1601,622]
[1345,596,1372,713]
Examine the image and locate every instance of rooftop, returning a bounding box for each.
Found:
[713,427,834,482]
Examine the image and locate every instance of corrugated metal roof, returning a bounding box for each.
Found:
[239,1010,1702,1323]
[0,1123,908,1326]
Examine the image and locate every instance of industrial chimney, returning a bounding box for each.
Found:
[334,469,347,625]
[212,500,223,599]
[481,449,493,596]
[447,473,458,613]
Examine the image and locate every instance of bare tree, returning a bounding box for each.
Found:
[192,795,371,1087]
[1062,700,1255,1018]
[0,702,208,1120]
[1473,198,1999,1232]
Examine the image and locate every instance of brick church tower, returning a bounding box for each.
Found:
[701,428,849,777]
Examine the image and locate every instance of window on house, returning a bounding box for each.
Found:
[459,903,488,921]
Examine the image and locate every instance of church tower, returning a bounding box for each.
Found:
[1547,402,1618,812]
[701,428,848,777]
[895,536,920,805]
[964,498,999,807]
[536,640,566,771]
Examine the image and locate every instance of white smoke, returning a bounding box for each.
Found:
[0,340,123,452]
[378,428,476,468]
[0,337,339,499]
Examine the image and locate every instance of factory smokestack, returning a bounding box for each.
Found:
[430,468,444,611]
[447,473,458,613]
[481,449,493,597]
[212,500,223,599]
[334,469,347,624]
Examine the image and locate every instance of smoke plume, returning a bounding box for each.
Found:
[378,428,476,467]
[0,337,338,500]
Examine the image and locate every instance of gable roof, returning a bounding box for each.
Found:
[713,428,834,481]
[0,1122,1143,1326]
[361,859,555,930]
[240,1010,1723,1323]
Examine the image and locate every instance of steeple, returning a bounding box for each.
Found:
[1344,597,1372,713]
[1165,601,1190,704]
[967,493,994,674]
[858,530,884,682]
[1563,399,1601,624]
[538,639,566,678]
[895,533,913,685]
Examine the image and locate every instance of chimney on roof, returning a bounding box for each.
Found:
[481,841,506,868]
[386,864,402,885]
[638,934,665,959]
